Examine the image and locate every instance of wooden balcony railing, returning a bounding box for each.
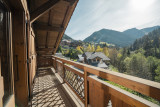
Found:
[53,56,160,107]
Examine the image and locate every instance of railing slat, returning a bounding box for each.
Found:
[64,79,85,104]
[64,64,84,77]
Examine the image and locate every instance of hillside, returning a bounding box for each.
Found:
[141,26,160,34]
[84,26,160,47]
[62,34,74,41]
[131,28,160,58]
[84,29,135,47]
[123,28,145,39]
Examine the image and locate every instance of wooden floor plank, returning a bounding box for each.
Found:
[30,67,76,107]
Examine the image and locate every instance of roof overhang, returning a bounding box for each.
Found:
[29,0,78,56]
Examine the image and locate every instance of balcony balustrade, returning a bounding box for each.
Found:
[30,56,160,107]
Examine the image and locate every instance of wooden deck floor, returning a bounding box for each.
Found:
[30,67,77,107]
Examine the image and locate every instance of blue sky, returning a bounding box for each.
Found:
[65,0,160,40]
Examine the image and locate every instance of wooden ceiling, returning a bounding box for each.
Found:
[29,0,78,56]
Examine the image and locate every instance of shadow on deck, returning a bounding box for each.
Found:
[30,67,77,107]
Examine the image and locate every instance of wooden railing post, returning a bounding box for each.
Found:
[62,62,65,83]
[84,67,89,107]
[54,57,57,72]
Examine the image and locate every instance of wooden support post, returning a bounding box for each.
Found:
[84,67,89,107]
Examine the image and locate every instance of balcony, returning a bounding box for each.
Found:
[30,56,160,107]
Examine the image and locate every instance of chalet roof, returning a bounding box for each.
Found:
[84,52,92,59]
[30,0,78,56]
[84,52,110,61]
[97,60,108,68]
[78,54,84,61]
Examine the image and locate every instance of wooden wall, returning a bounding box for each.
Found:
[12,10,29,106]
[12,10,38,106]
[37,57,53,67]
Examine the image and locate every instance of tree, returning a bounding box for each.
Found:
[147,56,159,81]
[128,53,152,80]
[127,49,130,56]
[124,57,131,71]
[57,45,63,54]
[87,44,92,52]
[103,47,109,56]
[108,48,118,66]
[155,66,160,82]
[76,46,83,54]
[96,45,103,52]
[91,45,95,52]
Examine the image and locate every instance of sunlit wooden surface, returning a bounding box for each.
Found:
[30,68,76,107]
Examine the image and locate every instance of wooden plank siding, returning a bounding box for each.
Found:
[12,10,29,106]
[53,56,160,106]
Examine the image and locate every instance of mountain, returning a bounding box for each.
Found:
[131,28,160,58]
[123,26,160,43]
[83,29,133,47]
[84,26,160,47]
[141,26,160,34]
[62,34,74,41]
[123,28,145,39]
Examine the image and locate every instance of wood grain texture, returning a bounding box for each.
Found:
[84,70,88,107]
[30,0,60,23]
[12,10,29,106]
[34,24,64,32]
[84,66,160,101]
[88,76,159,107]
[0,77,4,99]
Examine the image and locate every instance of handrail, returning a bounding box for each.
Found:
[53,56,160,106]
[88,76,159,107]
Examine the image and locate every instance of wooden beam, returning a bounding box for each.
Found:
[64,0,77,5]
[34,24,64,32]
[30,0,60,23]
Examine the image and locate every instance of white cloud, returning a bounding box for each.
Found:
[65,0,160,40]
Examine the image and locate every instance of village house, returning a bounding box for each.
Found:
[69,40,83,48]
[80,52,110,69]
[60,39,71,46]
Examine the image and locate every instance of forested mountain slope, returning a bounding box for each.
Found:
[131,28,160,58]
